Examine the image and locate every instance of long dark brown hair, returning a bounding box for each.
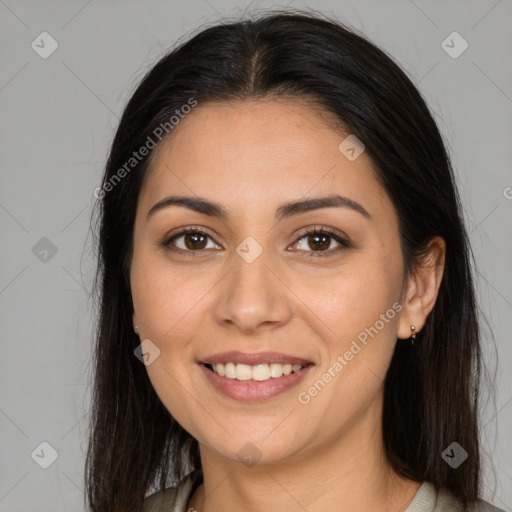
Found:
[85,8,492,511]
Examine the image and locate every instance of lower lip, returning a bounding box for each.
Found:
[199,363,314,402]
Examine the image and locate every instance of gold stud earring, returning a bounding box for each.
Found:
[410,325,416,345]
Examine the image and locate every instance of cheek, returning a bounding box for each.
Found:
[300,256,402,343]
[295,254,403,403]
[131,249,215,339]
[143,361,210,449]
[132,261,206,428]
[294,273,401,435]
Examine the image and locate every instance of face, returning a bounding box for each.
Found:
[130,99,410,466]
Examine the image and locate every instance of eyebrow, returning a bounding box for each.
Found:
[146,194,371,222]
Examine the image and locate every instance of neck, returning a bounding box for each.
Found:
[187,394,421,512]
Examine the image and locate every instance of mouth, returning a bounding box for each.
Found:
[198,352,315,402]
[202,361,313,381]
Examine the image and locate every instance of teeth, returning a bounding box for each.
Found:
[236,363,252,381]
[225,362,236,379]
[210,362,305,381]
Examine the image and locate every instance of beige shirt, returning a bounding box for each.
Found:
[142,470,506,512]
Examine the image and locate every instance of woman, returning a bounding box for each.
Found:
[85,9,506,512]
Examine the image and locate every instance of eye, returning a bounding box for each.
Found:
[161,226,221,254]
[161,225,350,257]
[290,226,351,257]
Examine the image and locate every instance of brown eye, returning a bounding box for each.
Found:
[161,226,350,258]
[291,227,350,257]
[305,232,331,251]
[182,232,208,250]
[162,227,221,253]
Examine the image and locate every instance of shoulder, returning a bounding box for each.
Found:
[465,500,508,512]
[437,486,507,512]
[406,482,506,512]
[142,470,203,512]
[142,487,180,512]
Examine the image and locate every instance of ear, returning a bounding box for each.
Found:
[397,236,446,339]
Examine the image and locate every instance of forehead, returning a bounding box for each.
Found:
[139,99,393,222]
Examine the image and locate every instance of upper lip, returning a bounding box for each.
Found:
[199,351,313,366]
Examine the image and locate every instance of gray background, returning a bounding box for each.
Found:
[0,0,511,510]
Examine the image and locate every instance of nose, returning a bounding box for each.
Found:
[213,249,293,334]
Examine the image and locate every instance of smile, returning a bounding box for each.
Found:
[205,362,307,381]
[199,361,314,402]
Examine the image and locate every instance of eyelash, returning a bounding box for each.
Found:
[160,225,351,258]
